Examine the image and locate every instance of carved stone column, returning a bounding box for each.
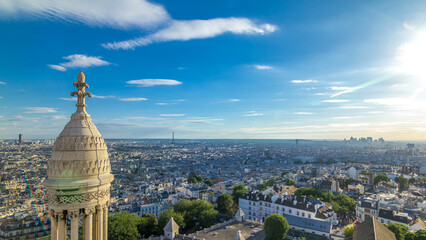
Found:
[50,209,58,240]
[57,211,67,240]
[96,205,104,240]
[103,204,108,240]
[69,210,79,240]
[84,208,95,240]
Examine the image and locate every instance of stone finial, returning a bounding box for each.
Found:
[71,71,92,112]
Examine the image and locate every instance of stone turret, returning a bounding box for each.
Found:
[164,217,179,239]
[43,71,114,240]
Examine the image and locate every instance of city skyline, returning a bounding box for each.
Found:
[2,0,426,140]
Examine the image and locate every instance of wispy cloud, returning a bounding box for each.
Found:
[51,115,67,120]
[160,114,185,117]
[322,99,350,103]
[254,65,273,70]
[103,18,277,50]
[331,86,351,91]
[0,0,169,29]
[332,116,354,120]
[294,112,315,115]
[229,99,240,102]
[48,54,110,71]
[0,81,6,85]
[119,98,148,102]
[339,106,368,109]
[127,79,182,87]
[180,118,223,124]
[291,80,318,84]
[60,97,77,101]
[243,111,263,117]
[48,64,67,71]
[92,95,115,99]
[24,107,57,113]
[156,102,175,106]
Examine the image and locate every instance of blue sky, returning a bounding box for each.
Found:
[1,0,426,139]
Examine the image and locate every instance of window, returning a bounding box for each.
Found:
[289,209,292,213]
[297,211,299,216]
[302,213,305,217]
[308,214,311,219]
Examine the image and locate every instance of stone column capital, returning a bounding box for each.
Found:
[85,207,96,216]
[57,211,66,220]
[69,210,80,219]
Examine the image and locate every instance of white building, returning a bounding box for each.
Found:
[356,198,379,222]
[139,203,161,217]
[239,192,336,223]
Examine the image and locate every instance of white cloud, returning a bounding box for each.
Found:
[156,102,173,106]
[103,18,277,50]
[48,64,67,71]
[119,98,148,102]
[291,80,318,84]
[322,99,350,103]
[24,107,57,113]
[229,99,240,102]
[339,106,368,109]
[293,112,315,115]
[331,86,351,91]
[127,79,182,87]
[0,81,6,84]
[243,111,263,117]
[49,54,110,71]
[364,98,409,106]
[160,114,185,117]
[60,97,77,101]
[403,22,415,30]
[332,116,354,120]
[0,0,170,29]
[180,118,223,124]
[254,65,272,70]
[51,115,67,120]
[315,93,328,96]
[92,95,115,99]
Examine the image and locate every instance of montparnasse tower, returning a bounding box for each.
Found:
[43,71,114,240]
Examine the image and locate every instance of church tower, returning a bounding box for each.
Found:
[43,71,114,240]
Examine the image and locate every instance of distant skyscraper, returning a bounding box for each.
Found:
[43,71,113,240]
[18,133,23,145]
[172,131,175,145]
[296,139,299,146]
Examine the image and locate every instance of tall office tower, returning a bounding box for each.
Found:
[172,131,175,145]
[43,71,114,240]
[18,134,23,145]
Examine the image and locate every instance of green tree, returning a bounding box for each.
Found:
[203,179,214,186]
[408,178,416,184]
[187,174,204,183]
[386,223,409,240]
[414,230,426,240]
[216,194,234,215]
[264,214,289,240]
[286,179,296,186]
[232,184,248,203]
[198,208,218,228]
[344,226,354,238]
[138,213,158,238]
[334,194,356,212]
[345,177,358,187]
[374,173,390,185]
[258,183,267,191]
[158,208,185,234]
[108,212,141,240]
[395,176,409,192]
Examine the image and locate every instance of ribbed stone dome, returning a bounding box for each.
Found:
[44,71,113,211]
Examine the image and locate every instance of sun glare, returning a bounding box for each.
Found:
[396,31,426,77]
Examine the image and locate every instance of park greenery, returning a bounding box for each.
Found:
[344,226,354,238]
[264,214,289,240]
[374,173,390,185]
[257,178,296,190]
[385,223,426,240]
[108,199,218,239]
[187,173,214,186]
[294,187,356,213]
